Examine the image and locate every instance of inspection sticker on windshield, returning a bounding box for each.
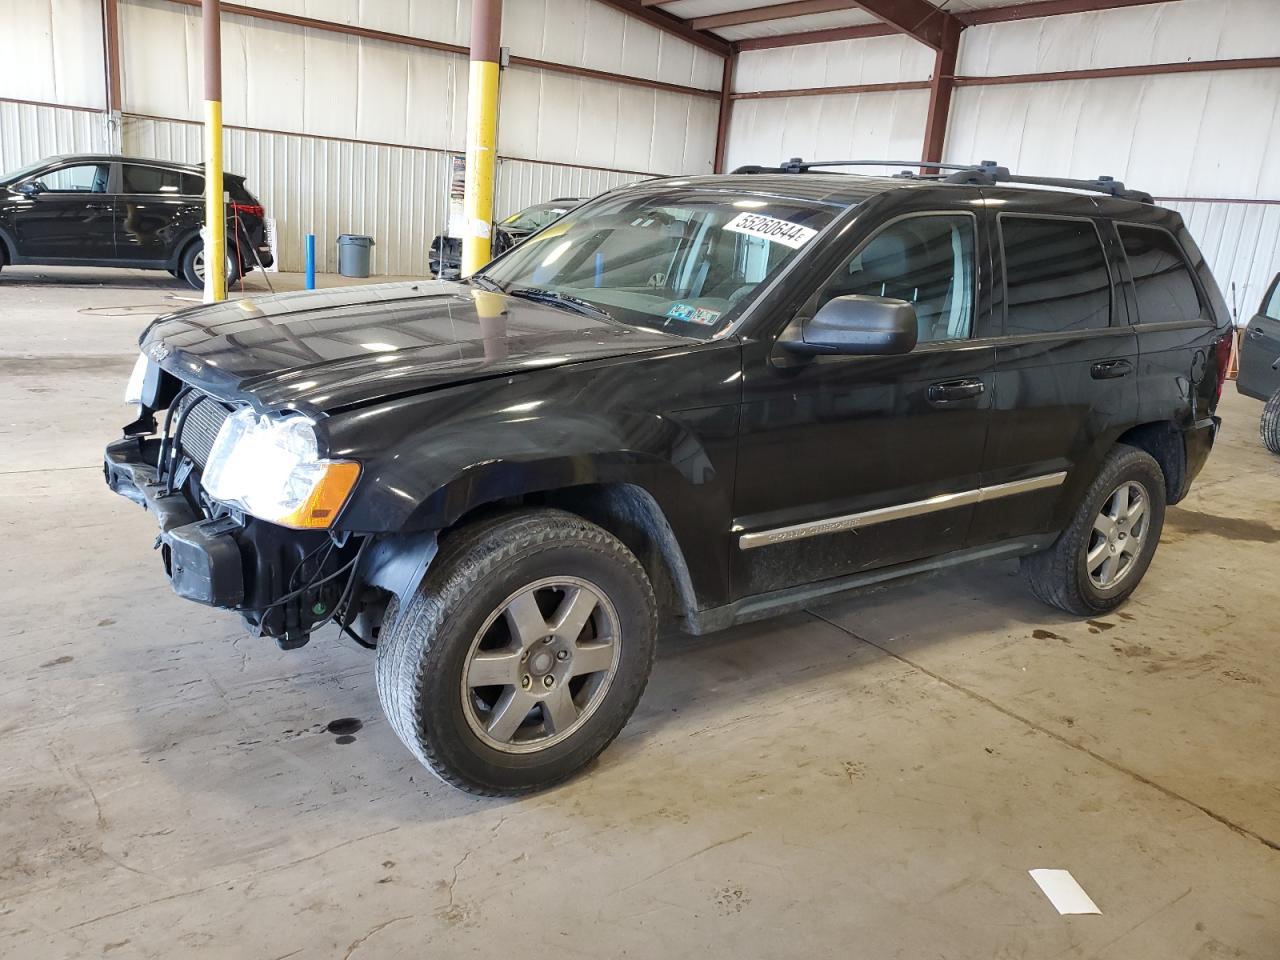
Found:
[667,303,721,325]
[723,212,817,249]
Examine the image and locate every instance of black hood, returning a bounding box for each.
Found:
[139,281,689,413]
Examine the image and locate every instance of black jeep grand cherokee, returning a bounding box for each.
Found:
[106,162,1231,795]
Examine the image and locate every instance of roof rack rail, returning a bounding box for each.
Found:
[731,158,1154,204]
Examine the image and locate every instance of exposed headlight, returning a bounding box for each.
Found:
[124,353,150,405]
[203,409,360,529]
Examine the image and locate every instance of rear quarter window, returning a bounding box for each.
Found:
[1000,216,1113,336]
[122,164,182,194]
[1117,224,1204,325]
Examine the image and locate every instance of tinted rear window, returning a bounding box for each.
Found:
[122,164,183,194]
[1117,225,1202,325]
[1001,216,1112,335]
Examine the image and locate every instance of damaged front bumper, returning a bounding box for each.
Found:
[105,435,432,648]
[104,435,245,607]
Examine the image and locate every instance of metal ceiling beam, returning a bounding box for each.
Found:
[729,0,1177,51]
[690,1,866,31]
[736,23,898,50]
[955,0,1174,25]
[848,0,961,49]
[591,0,733,55]
[690,0,959,49]
[921,17,960,167]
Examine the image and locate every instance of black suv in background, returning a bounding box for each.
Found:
[105,161,1232,796]
[0,154,272,289]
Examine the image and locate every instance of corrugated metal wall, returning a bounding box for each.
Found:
[494,160,644,220]
[2,0,719,276]
[102,0,719,274]
[724,0,1280,312]
[121,114,451,275]
[0,100,110,174]
[1166,201,1280,321]
[0,0,106,110]
[726,34,932,173]
[119,114,649,275]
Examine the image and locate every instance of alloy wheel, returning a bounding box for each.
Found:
[192,249,235,283]
[460,576,621,754]
[1086,480,1149,589]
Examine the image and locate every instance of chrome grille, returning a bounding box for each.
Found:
[175,392,233,469]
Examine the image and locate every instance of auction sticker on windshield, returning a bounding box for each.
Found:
[723,212,818,249]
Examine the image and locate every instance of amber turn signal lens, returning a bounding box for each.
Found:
[278,461,361,529]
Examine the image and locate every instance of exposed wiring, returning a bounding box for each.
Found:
[258,545,363,611]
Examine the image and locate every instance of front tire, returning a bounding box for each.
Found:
[375,510,658,796]
[1022,445,1166,616]
[1261,389,1280,455]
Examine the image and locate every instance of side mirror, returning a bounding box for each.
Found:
[780,294,919,356]
[16,181,42,196]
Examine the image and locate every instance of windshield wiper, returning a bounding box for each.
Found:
[468,273,504,292]
[505,287,614,322]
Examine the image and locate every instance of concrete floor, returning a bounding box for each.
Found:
[1,266,1277,959]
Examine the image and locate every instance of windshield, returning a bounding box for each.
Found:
[1,158,51,186]
[479,188,840,339]
[501,204,572,232]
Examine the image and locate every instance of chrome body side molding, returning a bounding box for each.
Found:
[737,471,1068,551]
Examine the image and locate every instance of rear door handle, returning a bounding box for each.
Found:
[927,378,985,407]
[1249,326,1265,340]
[1091,359,1133,380]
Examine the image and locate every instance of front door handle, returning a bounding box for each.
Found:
[927,378,985,407]
[1091,359,1133,380]
[1249,326,1265,340]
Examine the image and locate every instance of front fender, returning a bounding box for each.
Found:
[323,343,742,606]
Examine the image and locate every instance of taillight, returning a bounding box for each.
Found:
[1214,329,1234,401]
[230,202,264,217]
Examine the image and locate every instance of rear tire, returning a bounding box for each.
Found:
[180,242,239,290]
[1022,444,1166,616]
[375,509,658,796]
[1261,389,1280,455]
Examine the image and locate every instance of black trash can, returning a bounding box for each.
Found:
[336,234,374,278]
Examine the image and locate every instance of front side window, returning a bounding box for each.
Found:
[1001,216,1112,335]
[1117,224,1203,325]
[1263,275,1280,321]
[814,214,976,344]
[479,190,841,339]
[35,164,107,193]
[122,164,183,194]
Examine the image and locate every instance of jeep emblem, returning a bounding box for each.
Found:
[147,340,170,362]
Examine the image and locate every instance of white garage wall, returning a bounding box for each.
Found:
[724,34,932,173]
[241,0,724,91]
[121,114,452,276]
[121,114,647,275]
[0,0,106,110]
[957,0,1279,76]
[735,33,933,93]
[2,0,721,276]
[724,89,931,174]
[721,0,1280,315]
[947,0,1280,313]
[495,160,643,221]
[0,100,109,175]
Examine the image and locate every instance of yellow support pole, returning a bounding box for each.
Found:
[202,0,226,303]
[461,0,503,278]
